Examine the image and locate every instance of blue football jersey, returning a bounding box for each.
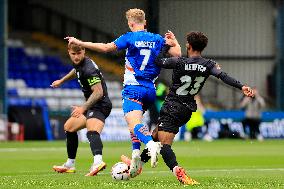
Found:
[114,30,165,87]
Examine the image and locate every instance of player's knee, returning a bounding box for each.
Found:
[86,121,104,133]
[64,123,75,132]
[159,136,174,145]
[158,133,174,145]
[87,128,102,134]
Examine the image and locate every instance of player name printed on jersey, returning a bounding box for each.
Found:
[185,64,206,72]
[135,41,156,48]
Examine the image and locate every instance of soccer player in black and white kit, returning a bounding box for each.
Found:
[124,31,254,185]
[51,43,112,176]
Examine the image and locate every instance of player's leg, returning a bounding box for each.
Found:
[254,119,263,141]
[130,132,141,158]
[124,110,145,177]
[158,130,176,167]
[157,102,199,185]
[53,115,86,173]
[139,126,158,163]
[85,107,111,176]
[158,128,199,185]
[121,127,159,177]
[121,121,157,169]
[123,85,161,168]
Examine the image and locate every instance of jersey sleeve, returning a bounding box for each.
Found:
[154,44,178,69]
[209,60,243,90]
[85,65,101,87]
[113,33,130,50]
[208,60,222,76]
[155,57,179,69]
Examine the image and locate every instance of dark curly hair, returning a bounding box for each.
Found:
[186,31,208,52]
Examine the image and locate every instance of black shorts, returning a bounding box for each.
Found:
[84,103,112,123]
[157,100,194,134]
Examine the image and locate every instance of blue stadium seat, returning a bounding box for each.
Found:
[8,98,32,106]
[8,88,18,97]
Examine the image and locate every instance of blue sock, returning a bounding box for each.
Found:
[133,124,153,145]
[130,132,141,150]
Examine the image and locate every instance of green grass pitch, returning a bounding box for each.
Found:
[0,140,284,189]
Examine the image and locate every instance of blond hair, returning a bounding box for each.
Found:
[68,43,85,52]
[126,8,145,24]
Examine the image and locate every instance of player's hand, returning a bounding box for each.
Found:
[242,86,254,97]
[71,106,85,118]
[50,80,63,88]
[165,38,176,47]
[215,63,221,70]
[165,30,176,40]
[165,30,177,47]
[64,36,82,46]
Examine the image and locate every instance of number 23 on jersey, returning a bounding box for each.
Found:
[176,75,205,96]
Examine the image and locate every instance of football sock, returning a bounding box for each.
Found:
[160,144,178,171]
[66,131,78,159]
[87,131,103,156]
[66,158,75,167]
[132,149,140,159]
[94,154,103,165]
[140,148,151,163]
[130,132,141,150]
[133,124,153,145]
[172,166,180,176]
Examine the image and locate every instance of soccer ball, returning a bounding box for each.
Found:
[111,162,130,181]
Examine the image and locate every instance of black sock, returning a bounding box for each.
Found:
[66,131,78,159]
[87,131,103,156]
[160,144,178,171]
[141,148,151,163]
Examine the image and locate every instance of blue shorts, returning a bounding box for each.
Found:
[122,85,156,114]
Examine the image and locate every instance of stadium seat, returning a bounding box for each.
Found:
[8,88,18,97]
[46,98,60,110]
[14,79,27,88]
[7,40,122,112]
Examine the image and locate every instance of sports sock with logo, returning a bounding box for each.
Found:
[133,124,153,145]
[66,131,78,159]
[130,132,141,150]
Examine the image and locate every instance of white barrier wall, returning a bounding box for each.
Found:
[78,109,284,141]
[78,108,150,142]
[207,118,284,139]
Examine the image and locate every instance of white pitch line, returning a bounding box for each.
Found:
[142,168,284,173]
[1,168,284,178]
[0,147,68,152]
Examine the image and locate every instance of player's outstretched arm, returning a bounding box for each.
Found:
[210,64,254,97]
[64,36,117,53]
[165,30,181,57]
[50,69,76,88]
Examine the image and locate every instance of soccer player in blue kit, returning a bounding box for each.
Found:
[65,8,181,177]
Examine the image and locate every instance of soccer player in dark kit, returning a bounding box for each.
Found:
[51,43,112,176]
[123,31,254,185]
